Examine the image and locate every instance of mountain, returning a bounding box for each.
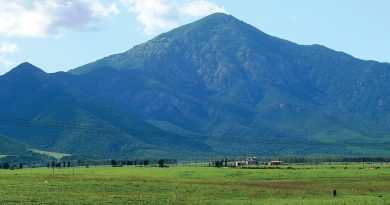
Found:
[1,13,389,158]
[0,63,211,158]
[66,13,389,156]
[0,134,57,166]
[0,134,31,156]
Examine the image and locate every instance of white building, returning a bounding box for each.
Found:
[235,157,260,167]
[245,157,259,165]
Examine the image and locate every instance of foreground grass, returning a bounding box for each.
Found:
[0,164,389,204]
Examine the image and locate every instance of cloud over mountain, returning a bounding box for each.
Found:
[121,0,226,35]
[0,42,20,70]
[0,0,119,38]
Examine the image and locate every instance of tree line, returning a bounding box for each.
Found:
[0,162,23,169]
[210,158,228,167]
[47,161,72,168]
[1,156,389,169]
[110,159,171,168]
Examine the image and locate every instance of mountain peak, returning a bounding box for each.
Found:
[18,62,34,67]
[153,11,271,47]
[202,12,235,21]
[190,12,244,29]
[173,12,244,32]
[6,62,46,76]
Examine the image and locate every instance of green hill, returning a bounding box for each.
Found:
[0,135,31,156]
[0,63,211,158]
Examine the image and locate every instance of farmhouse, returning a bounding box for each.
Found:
[235,157,260,167]
[245,157,259,165]
[268,160,283,165]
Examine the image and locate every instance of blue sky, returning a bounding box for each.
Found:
[0,0,389,74]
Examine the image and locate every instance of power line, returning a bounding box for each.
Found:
[0,116,389,147]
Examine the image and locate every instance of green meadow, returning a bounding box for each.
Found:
[0,164,389,205]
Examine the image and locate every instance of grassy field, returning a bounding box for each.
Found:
[0,164,389,204]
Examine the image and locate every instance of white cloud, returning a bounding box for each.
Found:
[0,0,225,37]
[0,1,52,38]
[0,55,15,71]
[0,42,20,72]
[0,42,20,54]
[180,0,225,17]
[121,0,226,35]
[90,1,120,17]
[0,0,119,38]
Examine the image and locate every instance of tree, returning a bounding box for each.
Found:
[143,160,149,166]
[158,159,165,168]
[68,161,71,168]
[19,163,23,169]
[214,160,223,167]
[51,161,55,168]
[3,162,10,169]
[224,158,228,167]
[111,159,117,167]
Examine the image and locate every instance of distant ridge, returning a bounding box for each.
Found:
[0,62,211,158]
